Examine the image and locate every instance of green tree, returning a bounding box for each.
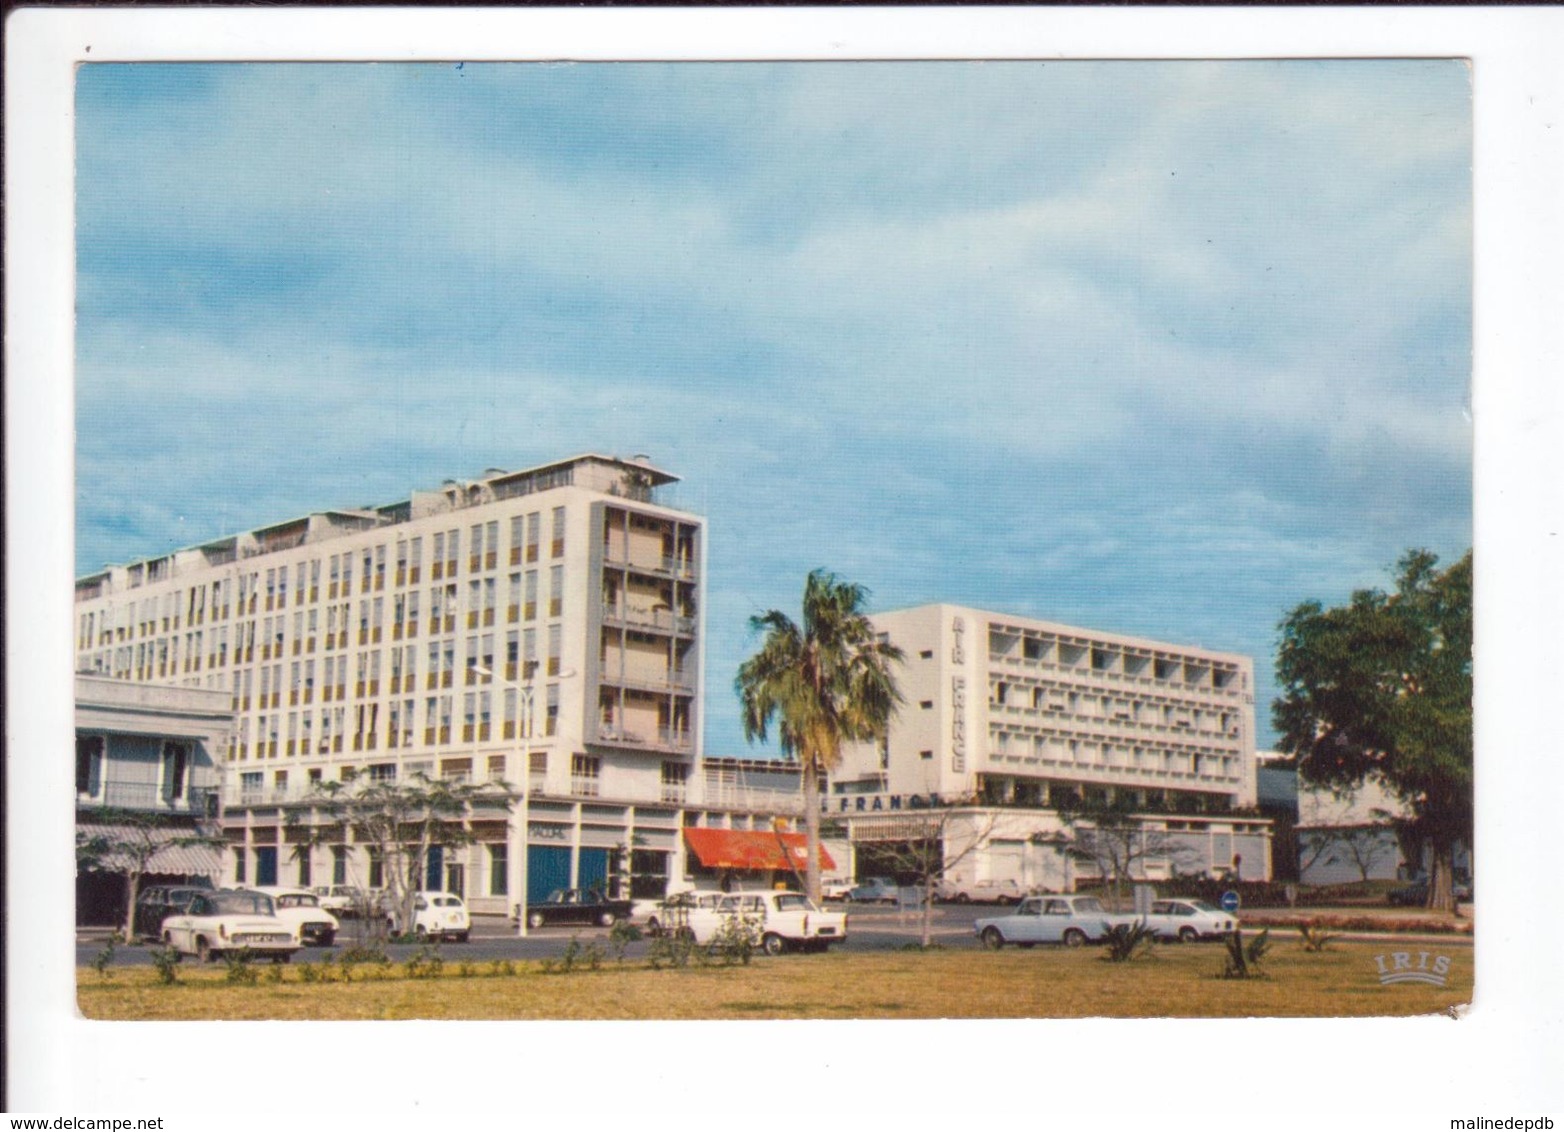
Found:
[294,772,514,936]
[735,569,905,904]
[1274,549,1472,912]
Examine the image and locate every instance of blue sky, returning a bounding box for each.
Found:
[75,61,1472,755]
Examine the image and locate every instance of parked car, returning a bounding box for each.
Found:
[160,889,300,963]
[313,885,386,918]
[682,891,849,955]
[132,884,211,942]
[1388,878,1472,906]
[246,886,339,946]
[390,891,471,941]
[973,894,1133,949]
[1136,898,1235,942]
[515,888,633,930]
[636,891,728,936]
[845,878,899,904]
[936,877,1026,905]
[820,878,855,902]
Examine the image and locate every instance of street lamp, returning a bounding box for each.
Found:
[471,660,574,938]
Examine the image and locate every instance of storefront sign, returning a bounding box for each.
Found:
[951,617,967,771]
[528,823,569,841]
[824,792,947,813]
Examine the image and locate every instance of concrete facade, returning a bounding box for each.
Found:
[828,604,1270,887]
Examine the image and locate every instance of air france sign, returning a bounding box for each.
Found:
[825,792,948,814]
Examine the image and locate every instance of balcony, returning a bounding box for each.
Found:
[81,781,220,817]
[601,603,697,637]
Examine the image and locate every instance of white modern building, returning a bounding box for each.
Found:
[74,454,813,913]
[829,604,1272,890]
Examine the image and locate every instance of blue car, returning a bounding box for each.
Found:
[845,878,899,904]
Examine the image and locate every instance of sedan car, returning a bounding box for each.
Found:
[160,889,300,963]
[1137,898,1235,942]
[132,884,211,942]
[845,878,900,904]
[633,891,728,936]
[246,886,339,946]
[516,888,634,930]
[1388,878,1473,906]
[973,894,1132,949]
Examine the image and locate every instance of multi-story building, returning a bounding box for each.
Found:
[829,604,1272,891]
[74,454,715,912]
[75,675,233,925]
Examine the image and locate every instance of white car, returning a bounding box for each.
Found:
[246,886,339,946]
[685,891,849,955]
[634,891,728,936]
[161,889,300,963]
[937,877,1026,905]
[313,885,385,918]
[390,891,471,941]
[1137,899,1236,942]
[819,878,855,902]
[973,894,1135,949]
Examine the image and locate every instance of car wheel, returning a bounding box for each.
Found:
[1062,928,1086,948]
[761,933,786,957]
[414,924,427,939]
[527,912,545,930]
[995,894,1014,906]
[195,937,213,964]
[599,912,617,928]
[1178,927,1199,944]
[321,931,336,948]
[647,917,661,936]
[981,927,1005,950]
[954,893,971,905]
[675,926,695,943]
[453,932,469,943]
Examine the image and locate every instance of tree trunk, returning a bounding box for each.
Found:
[922,875,934,949]
[1427,841,1457,914]
[123,872,142,940]
[803,759,821,905]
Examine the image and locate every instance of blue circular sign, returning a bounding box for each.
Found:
[1220,890,1241,913]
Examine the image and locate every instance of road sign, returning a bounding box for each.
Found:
[1220,890,1241,913]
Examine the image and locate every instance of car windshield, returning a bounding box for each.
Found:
[1073,898,1105,913]
[433,896,461,907]
[209,892,273,916]
[277,894,319,908]
[774,894,814,912]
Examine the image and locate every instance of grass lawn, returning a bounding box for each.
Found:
[77,940,1471,1021]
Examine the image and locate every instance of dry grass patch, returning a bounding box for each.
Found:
[78,941,1471,1021]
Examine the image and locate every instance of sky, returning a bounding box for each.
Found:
[74,60,1473,756]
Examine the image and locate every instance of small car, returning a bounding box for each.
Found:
[936,878,1026,905]
[820,878,855,902]
[681,891,849,954]
[634,891,726,936]
[391,891,471,941]
[312,885,382,918]
[246,885,340,945]
[1388,878,1472,906]
[845,878,899,904]
[973,894,1133,949]
[132,884,211,942]
[516,888,633,930]
[1136,898,1235,942]
[161,889,300,963]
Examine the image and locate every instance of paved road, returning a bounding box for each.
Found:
[75,902,1471,967]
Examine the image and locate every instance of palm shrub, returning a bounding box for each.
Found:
[1219,927,1271,979]
[223,949,260,985]
[150,945,181,986]
[1298,921,1339,952]
[1101,921,1157,963]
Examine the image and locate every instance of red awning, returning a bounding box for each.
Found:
[683,828,835,873]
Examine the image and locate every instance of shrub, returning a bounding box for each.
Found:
[608,920,642,964]
[488,958,516,978]
[709,917,758,967]
[1100,921,1157,963]
[92,936,118,980]
[150,945,181,987]
[264,960,286,984]
[404,943,444,980]
[647,928,699,970]
[223,949,260,986]
[457,961,476,978]
[297,961,319,983]
[1298,921,1339,952]
[1218,928,1271,979]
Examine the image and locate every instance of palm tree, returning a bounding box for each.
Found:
[735,569,904,903]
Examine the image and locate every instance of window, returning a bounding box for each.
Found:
[296,849,312,887]
[551,507,565,556]
[235,850,247,885]
[161,741,189,800]
[332,845,347,885]
[368,848,384,889]
[571,754,600,796]
[489,843,508,896]
[75,735,104,795]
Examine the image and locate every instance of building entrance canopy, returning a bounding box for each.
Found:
[683,828,835,872]
[77,821,223,878]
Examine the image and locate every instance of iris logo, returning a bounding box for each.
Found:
[1373,950,1452,986]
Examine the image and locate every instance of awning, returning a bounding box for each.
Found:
[683,827,835,873]
[77,821,224,879]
